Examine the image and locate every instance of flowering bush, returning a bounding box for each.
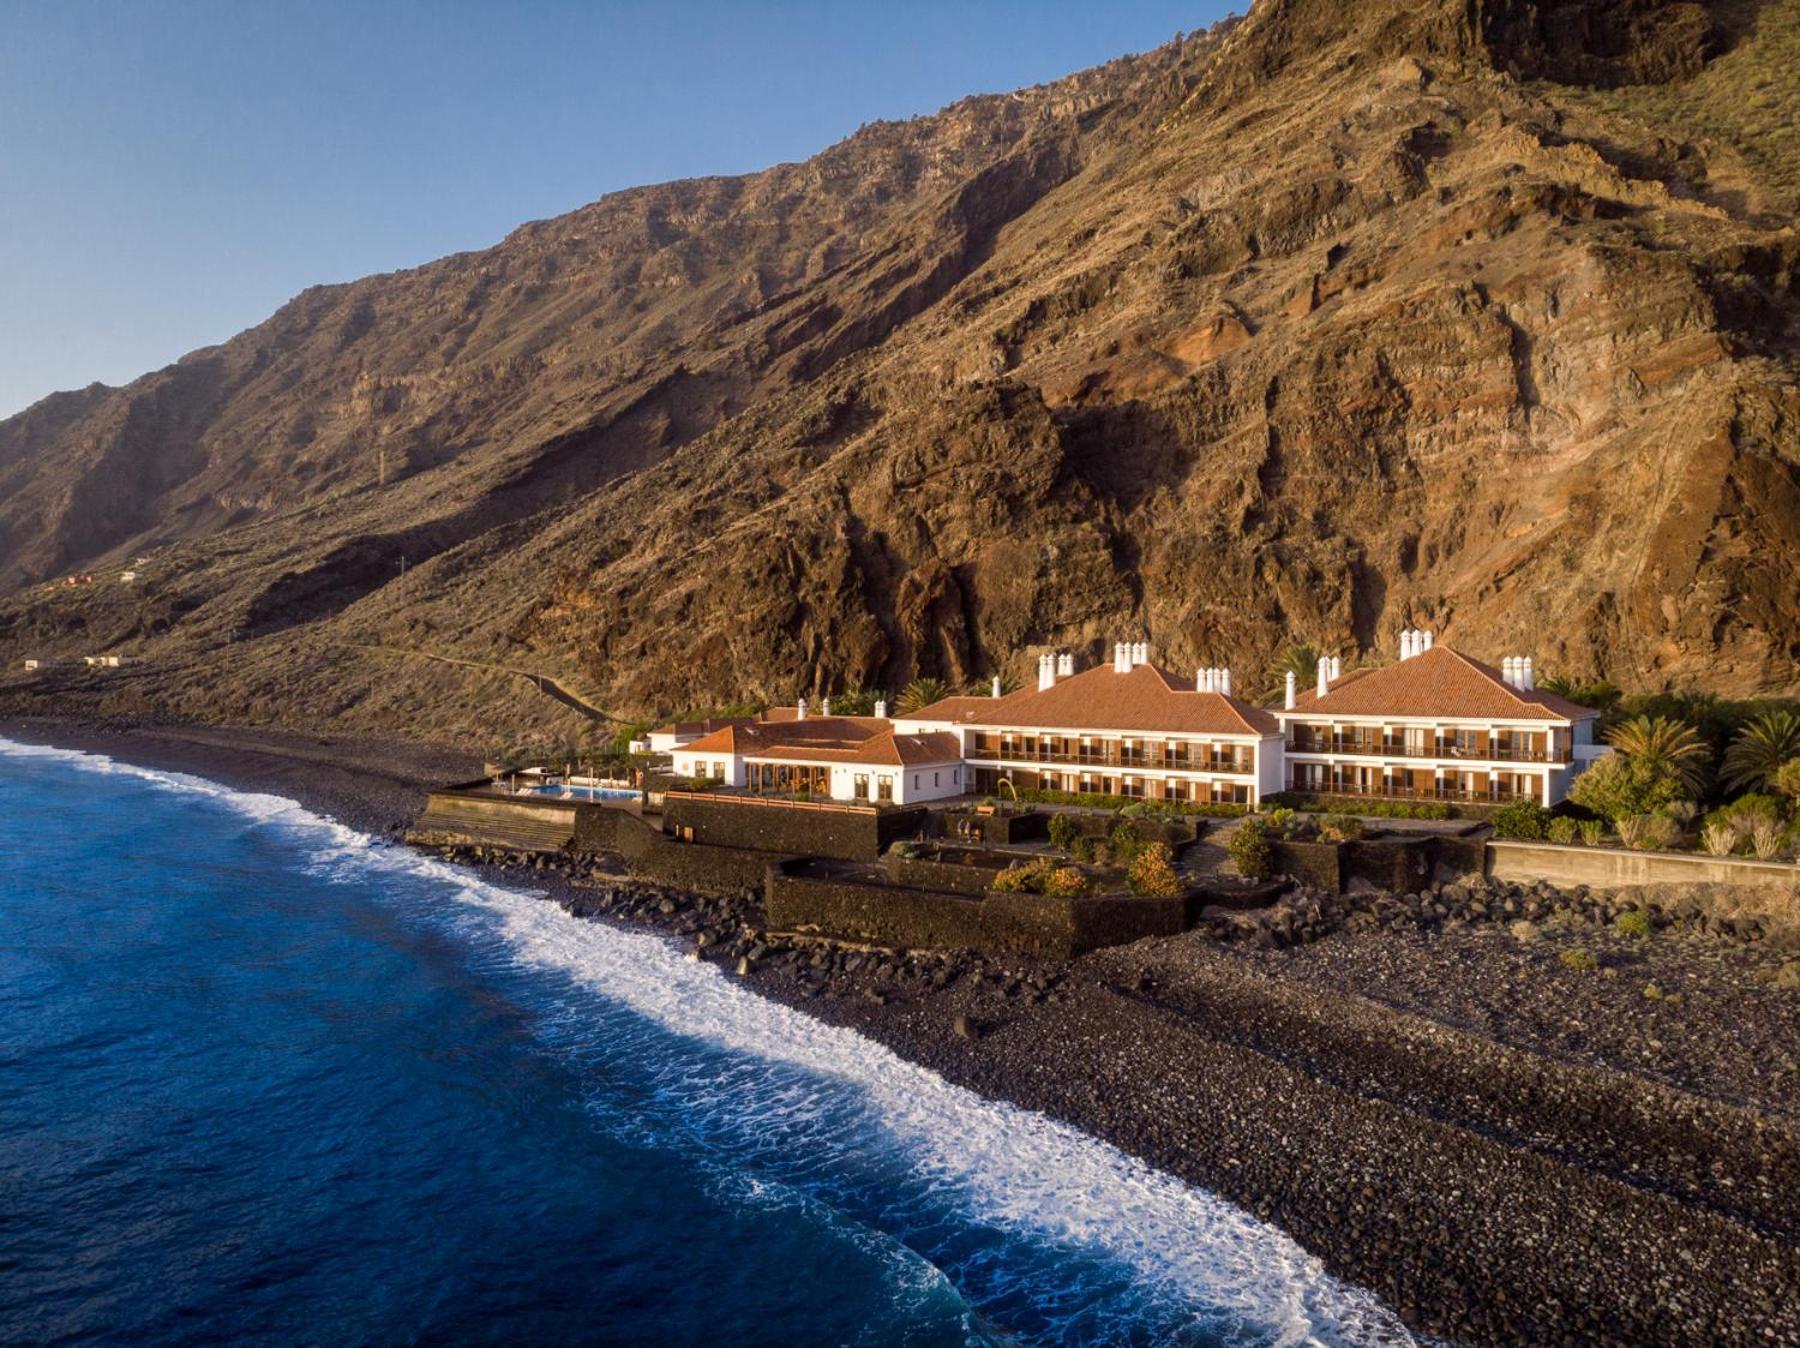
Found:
[1228,818,1273,881]
[1127,843,1182,898]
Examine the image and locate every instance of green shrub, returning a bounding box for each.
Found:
[887,841,918,860]
[1560,946,1599,972]
[1319,813,1364,842]
[1492,800,1551,840]
[1613,910,1653,938]
[1617,814,1678,850]
[1127,843,1183,897]
[1774,759,1800,801]
[1716,793,1786,830]
[1547,817,1579,845]
[1569,753,1683,823]
[1009,787,1246,817]
[1047,815,1081,852]
[1109,823,1142,865]
[1578,819,1606,846]
[1262,792,1454,820]
[1228,818,1273,881]
[1265,806,1298,836]
[1071,836,1098,864]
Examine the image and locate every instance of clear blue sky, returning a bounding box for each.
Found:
[0,1,1235,419]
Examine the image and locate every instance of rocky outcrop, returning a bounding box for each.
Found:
[0,0,1794,742]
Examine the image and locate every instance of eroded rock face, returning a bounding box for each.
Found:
[0,0,1794,740]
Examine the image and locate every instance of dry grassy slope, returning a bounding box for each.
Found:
[0,0,1795,745]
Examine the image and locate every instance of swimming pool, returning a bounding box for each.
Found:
[520,784,639,802]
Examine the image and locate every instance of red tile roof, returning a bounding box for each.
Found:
[676,717,958,767]
[677,715,889,757]
[752,731,963,767]
[1285,646,1596,722]
[907,663,1279,736]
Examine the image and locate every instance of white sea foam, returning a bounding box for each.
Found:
[0,736,1415,1347]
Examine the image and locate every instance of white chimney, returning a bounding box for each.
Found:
[1502,656,1516,687]
[991,674,1003,698]
[1317,661,1330,698]
[1196,668,1207,691]
[1057,652,1074,677]
[797,696,808,720]
[821,695,832,717]
[1038,654,1055,691]
[1133,641,1148,668]
[874,698,888,719]
[1114,642,1130,673]
[1284,670,1297,710]
[1220,668,1232,696]
[1400,630,1415,660]
[1421,630,1433,652]
[1522,656,1534,691]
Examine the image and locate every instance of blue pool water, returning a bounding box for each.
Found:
[0,739,1409,1346]
[521,783,639,801]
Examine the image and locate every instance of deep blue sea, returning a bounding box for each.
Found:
[0,739,1409,1346]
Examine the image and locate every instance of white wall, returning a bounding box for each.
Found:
[825,761,965,804]
[670,751,741,786]
[1255,735,1283,804]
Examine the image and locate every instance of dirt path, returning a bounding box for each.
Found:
[353,644,613,722]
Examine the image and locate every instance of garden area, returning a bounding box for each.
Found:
[1487,705,1800,862]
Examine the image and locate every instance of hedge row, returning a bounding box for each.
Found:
[1009,787,1249,818]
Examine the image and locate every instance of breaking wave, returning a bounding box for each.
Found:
[0,736,1412,1346]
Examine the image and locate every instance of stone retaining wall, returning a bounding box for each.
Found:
[575,805,779,894]
[766,863,1186,959]
[935,809,1049,845]
[885,849,1011,897]
[662,792,925,861]
[1273,834,1490,894]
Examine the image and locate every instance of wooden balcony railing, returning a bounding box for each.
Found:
[965,744,1252,775]
[1287,780,1535,804]
[1285,735,1568,765]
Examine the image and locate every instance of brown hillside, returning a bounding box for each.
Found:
[2,0,1796,745]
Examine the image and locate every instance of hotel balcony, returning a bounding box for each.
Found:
[1284,734,1569,764]
[965,743,1252,775]
[1286,779,1535,804]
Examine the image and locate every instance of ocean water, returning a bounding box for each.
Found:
[0,739,1411,1347]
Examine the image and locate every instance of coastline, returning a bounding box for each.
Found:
[8,716,1797,1346]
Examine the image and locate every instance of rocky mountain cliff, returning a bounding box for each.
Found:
[2,0,1796,746]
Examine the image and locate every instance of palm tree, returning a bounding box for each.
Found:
[829,686,877,717]
[1261,644,1319,703]
[1721,710,1800,794]
[963,670,1021,697]
[896,677,951,715]
[1604,714,1710,795]
[1536,673,1621,710]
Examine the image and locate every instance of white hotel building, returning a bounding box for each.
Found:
[662,632,1603,811]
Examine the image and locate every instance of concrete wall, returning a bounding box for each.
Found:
[415,792,578,851]
[1487,841,1799,893]
[766,863,1186,959]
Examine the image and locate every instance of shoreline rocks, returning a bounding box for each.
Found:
[425,838,1800,1346]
